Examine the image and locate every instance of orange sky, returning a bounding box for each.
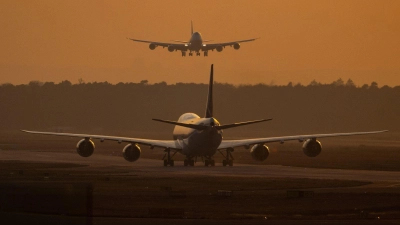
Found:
[1,0,399,86]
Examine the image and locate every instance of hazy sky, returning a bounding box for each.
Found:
[1,0,399,86]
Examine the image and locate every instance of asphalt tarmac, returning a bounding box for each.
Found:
[1,149,400,183]
[2,149,400,225]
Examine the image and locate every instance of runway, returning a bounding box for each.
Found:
[1,149,400,183]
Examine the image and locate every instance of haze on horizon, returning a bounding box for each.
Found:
[1,0,399,86]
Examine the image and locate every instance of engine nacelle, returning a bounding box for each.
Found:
[122,143,141,162]
[216,45,223,52]
[76,139,95,157]
[168,45,175,52]
[149,43,156,50]
[233,43,240,50]
[302,139,322,157]
[250,144,270,161]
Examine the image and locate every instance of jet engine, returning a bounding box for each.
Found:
[233,43,240,50]
[76,139,95,157]
[216,45,223,52]
[302,139,322,157]
[250,144,270,161]
[149,43,156,50]
[122,143,141,162]
[168,45,175,52]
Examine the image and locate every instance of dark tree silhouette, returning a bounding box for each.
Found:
[1,79,398,135]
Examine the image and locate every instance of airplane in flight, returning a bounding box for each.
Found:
[22,65,387,167]
[128,21,258,57]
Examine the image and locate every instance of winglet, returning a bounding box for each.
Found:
[205,64,213,118]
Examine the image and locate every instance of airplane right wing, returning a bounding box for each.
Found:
[218,130,388,149]
[22,130,182,150]
[202,38,259,51]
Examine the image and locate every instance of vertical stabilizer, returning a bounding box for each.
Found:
[205,64,214,118]
[191,20,194,35]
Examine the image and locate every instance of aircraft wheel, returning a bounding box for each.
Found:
[228,160,233,167]
[164,159,168,167]
[222,160,227,167]
[211,160,215,166]
[190,160,195,166]
[170,160,174,167]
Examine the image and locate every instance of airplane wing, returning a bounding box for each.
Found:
[128,38,187,51]
[21,130,182,150]
[203,38,258,50]
[218,130,388,149]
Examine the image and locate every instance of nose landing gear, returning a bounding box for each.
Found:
[204,51,208,57]
[181,51,186,57]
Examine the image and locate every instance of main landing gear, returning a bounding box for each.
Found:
[218,148,234,167]
[185,51,204,57]
[184,157,195,166]
[204,158,215,167]
[163,148,177,167]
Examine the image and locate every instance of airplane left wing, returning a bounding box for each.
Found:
[21,130,182,150]
[128,38,171,47]
[128,38,188,51]
[218,130,388,149]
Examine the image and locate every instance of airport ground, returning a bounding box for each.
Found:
[1,131,400,224]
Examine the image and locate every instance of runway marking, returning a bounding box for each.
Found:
[387,183,400,187]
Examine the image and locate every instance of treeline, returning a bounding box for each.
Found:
[1,80,399,135]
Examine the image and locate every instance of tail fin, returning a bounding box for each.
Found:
[191,20,194,35]
[205,64,213,118]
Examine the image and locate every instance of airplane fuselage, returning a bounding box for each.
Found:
[187,32,203,52]
[173,113,222,157]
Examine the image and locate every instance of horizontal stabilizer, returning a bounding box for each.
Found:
[216,118,272,130]
[152,119,208,130]
[171,40,189,43]
[153,118,272,130]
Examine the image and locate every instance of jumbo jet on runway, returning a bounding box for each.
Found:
[23,65,387,167]
[128,21,258,57]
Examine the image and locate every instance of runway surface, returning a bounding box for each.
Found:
[1,149,400,183]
